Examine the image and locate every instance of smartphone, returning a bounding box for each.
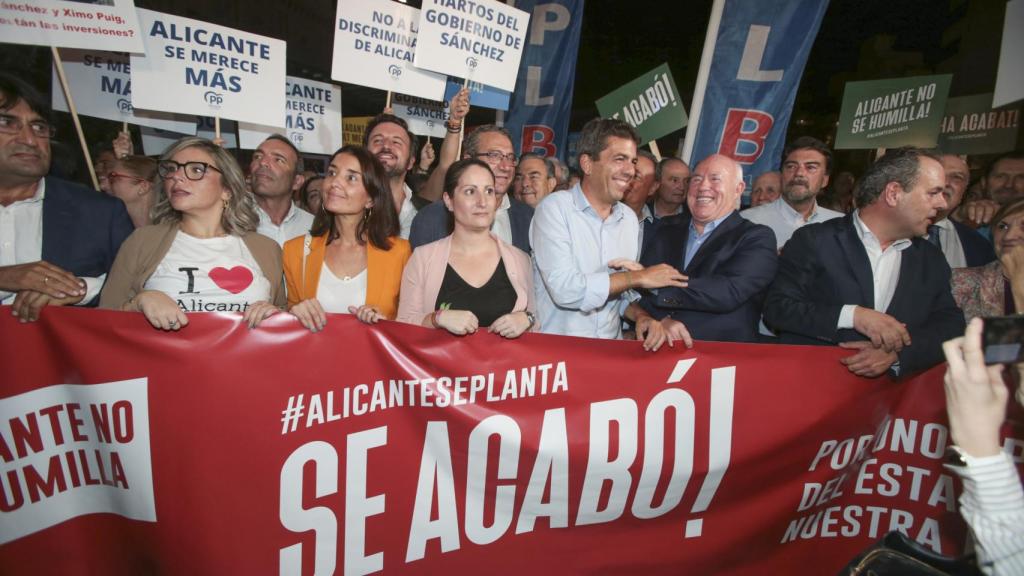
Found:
[982,315,1024,365]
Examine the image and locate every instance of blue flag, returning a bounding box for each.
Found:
[502,0,584,159]
[684,0,829,184]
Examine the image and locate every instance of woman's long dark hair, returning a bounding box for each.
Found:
[310,145,399,250]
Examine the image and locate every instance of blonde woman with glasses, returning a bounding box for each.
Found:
[100,137,285,330]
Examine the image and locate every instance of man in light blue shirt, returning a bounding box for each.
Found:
[530,118,688,349]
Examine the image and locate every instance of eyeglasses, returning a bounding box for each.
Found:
[108,172,148,183]
[157,160,223,181]
[475,151,518,166]
[0,113,56,139]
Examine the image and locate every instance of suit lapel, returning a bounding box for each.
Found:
[835,216,875,308]
[40,179,73,268]
[685,212,739,272]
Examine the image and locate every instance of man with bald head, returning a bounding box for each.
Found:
[927,153,994,268]
[638,154,778,343]
[749,171,780,207]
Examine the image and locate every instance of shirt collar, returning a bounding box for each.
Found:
[257,201,300,225]
[777,197,819,222]
[570,183,624,221]
[640,203,654,223]
[690,210,733,237]
[853,210,912,252]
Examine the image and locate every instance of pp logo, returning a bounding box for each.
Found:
[116,98,134,113]
[465,57,478,70]
[204,91,224,107]
[387,64,402,79]
[426,120,435,129]
[289,132,303,145]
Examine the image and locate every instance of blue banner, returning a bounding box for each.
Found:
[686,0,829,185]
[445,78,511,111]
[503,0,584,159]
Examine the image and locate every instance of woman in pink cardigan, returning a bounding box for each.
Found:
[397,158,536,338]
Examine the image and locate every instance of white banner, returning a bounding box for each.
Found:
[392,92,448,138]
[0,0,144,52]
[332,0,447,101]
[0,379,155,545]
[130,9,287,126]
[238,77,342,155]
[994,0,1024,108]
[414,0,530,92]
[141,117,238,156]
[51,49,196,134]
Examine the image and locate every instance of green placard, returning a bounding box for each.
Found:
[835,74,952,150]
[595,63,688,146]
[937,93,1022,155]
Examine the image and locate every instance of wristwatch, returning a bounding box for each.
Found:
[524,310,536,330]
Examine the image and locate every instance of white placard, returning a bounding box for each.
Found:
[414,0,530,92]
[332,0,447,101]
[130,9,287,126]
[0,0,144,53]
[0,379,154,545]
[994,0,1024,107]
[51,49,197,134]
[141,117,238,156]
[392,92,448,138]
[238,77,342,155]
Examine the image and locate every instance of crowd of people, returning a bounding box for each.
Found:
[1,70,1022,572]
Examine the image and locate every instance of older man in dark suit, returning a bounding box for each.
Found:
[0,72,132,321]
[638,154,778,343]
[764,148,965,377]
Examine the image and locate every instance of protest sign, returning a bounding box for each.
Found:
[415,0,531,92]
[333,0,447,101]
[993,0,1023,108]
[343,115,374,146]
[0,0,144,52]
[392,92,448,138]
[938,93,1022,155]
[835,74,953,150]
[444,77,510,111]
[503,0,583,158]
[141,117,238,156]
[596,63,687,146]
[238,77,342,155]
[51,49,197,134]
[2,308,1018,574]
[130,9,287,126]
[683,0,828,184]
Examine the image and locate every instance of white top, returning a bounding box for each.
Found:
[0,179,104,305]
[946,451,1024,575]
[837,211,911,328]
[930,217,968,269]
[316,263,367,313]
[492,193,513,246]
[740,196,844,250]
[143,231,271,313]
[398,183,417,240]
[256,202,314,247]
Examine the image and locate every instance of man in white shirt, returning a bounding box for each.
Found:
[741,136,843,250]
[764,147,965,377]
[0,72,133,321]
[249,135,313,246]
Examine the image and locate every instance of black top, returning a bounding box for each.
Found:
[434,259,517,327]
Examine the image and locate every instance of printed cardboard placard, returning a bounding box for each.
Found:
[332,0,446,101]
[130,9,287,127]
[414,0,530,92]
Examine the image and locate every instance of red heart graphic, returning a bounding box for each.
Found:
[208,266,254,294]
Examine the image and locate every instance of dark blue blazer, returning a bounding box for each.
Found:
[409,196,534,254]
[951,219,996,267]
[41,177,134,305]
[763,215,965,375]
[639,211,778,343]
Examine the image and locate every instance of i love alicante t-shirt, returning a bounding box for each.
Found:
[143,232,271,313]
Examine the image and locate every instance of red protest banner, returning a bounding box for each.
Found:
[1,307,1020,575]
